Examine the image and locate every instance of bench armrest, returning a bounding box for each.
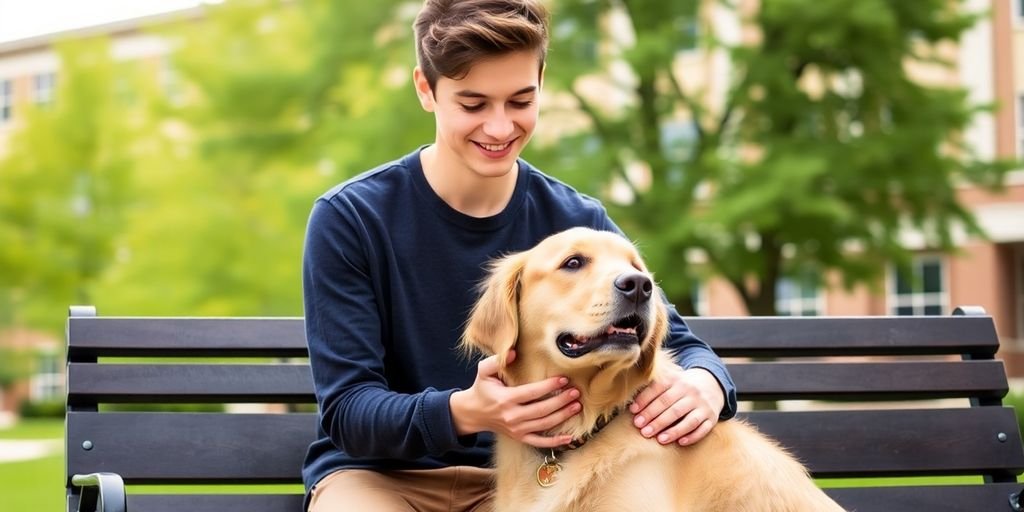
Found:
[72,473,126,512]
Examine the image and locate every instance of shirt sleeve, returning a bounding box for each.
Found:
[594,207,738,421]
[303,198,470,460]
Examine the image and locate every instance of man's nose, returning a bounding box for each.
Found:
[482,109,514,140]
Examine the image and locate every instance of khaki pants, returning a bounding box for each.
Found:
[308,466,495,512]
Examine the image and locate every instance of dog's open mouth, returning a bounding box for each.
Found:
[556,314,646,358]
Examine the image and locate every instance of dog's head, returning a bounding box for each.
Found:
[462,228,668,428]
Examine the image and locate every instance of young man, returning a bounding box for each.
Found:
[301,1,737,510]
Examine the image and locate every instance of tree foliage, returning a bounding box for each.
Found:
[0,39,140,331]
[0,0,1016,337]
[530,0,1016,314]
[93,0,434,317]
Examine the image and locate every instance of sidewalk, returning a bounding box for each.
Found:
[0,439,61,463]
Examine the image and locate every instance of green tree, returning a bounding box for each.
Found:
[0,39,140,332]
[530,0,1016,315]
[93,0,433,317]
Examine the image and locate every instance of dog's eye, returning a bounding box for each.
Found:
[561,256,585,271]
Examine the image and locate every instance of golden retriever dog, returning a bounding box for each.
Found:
[462,227,845,512]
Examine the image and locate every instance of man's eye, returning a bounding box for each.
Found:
[510,100,533,109]
[561,256,585,270]
[460,103,485,112]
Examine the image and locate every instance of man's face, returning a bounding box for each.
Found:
[415,50,542,180]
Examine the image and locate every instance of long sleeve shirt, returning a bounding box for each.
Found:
[301,147,737,493]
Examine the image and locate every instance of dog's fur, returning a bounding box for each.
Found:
[462,228,845,512]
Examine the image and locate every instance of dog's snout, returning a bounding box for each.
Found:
[614,272,653,303]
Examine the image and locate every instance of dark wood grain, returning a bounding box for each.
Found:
[64,311,1023,511]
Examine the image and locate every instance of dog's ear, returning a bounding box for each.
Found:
[461,252,525,370]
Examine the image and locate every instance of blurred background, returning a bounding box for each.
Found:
[0,0,1022,505]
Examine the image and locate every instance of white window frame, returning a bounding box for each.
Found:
[888,255,949,316]
[0,79,12,123]
[1018,93,1024,159]
[693,281,710,317]
[775,273,825,317]
[29,349,63,402]
[1015,0,1024,25]
[676,16,701,55]
[160,56,183,106]
[33,72,56,105]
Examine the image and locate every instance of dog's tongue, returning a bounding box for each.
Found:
[569,335,590,349]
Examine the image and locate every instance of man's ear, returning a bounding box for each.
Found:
[461,252,525,370]
[412,66,435,113]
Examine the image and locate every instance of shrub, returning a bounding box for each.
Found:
[19,399,65,419]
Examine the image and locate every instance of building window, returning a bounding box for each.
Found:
[775,272,823,316]
[1018,94,1024,158]
[890,256,947,316]
[33,72,56,105]
[677,17,700,53]
[161,57,184,105]
[0,79,12,122]
[1016,0,1024,24]
[29,350,63,402]
[693,281,709,317]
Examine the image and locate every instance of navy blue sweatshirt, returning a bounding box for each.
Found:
[301,147,737,494]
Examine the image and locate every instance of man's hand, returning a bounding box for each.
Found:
[629,366,725,446]
[450,350,581,449]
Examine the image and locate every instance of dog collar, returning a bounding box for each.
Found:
[559,407,621,453]
[534,407,621,487]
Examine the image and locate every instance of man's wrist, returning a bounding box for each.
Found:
[449,389,478,436]
[684,367,726,417]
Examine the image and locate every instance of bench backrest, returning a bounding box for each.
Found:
[64,306,1024,512]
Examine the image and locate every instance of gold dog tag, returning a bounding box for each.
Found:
[536,460,562,487]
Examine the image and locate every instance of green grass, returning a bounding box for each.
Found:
[817,475,984,488]
[0,453,63,510]
[0,418,65,510]
[0,418,64,439]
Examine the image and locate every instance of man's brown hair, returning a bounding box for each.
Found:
[414,0,550,93]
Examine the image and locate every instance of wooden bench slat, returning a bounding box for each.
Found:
[67,494,305,512]
[67,412,314,484]
[65,361,1008,404]
[824,482,1024,512]
[686,316,1000,357]
[67,315,1001,358]
[67,317,307,358]
[66,363,315,404]
[66,408,1024,482]
[743,408,1024,477]
[731,360,1008,401]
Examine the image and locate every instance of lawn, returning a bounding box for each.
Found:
[0,418,64,439]
[0,419,64,511]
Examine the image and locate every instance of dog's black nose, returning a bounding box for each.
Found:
[614,272,653,303]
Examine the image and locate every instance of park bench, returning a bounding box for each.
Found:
[65,304,1024,512]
